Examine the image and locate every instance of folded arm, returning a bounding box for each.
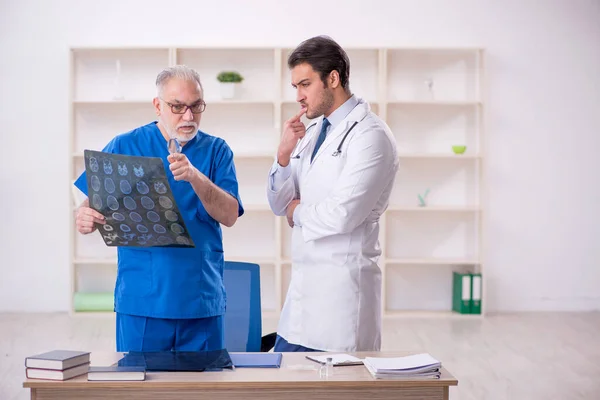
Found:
[267,162,297,216]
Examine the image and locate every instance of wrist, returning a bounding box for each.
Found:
[190,168,205,187]
[277,151,291,167]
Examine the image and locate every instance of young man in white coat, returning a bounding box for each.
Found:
[267,35,399,352]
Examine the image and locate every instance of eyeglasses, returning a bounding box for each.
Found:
[160,98,206,114]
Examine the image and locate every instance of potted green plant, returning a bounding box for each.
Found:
[217,71,244,99]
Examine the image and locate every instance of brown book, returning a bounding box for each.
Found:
[26,363,90,381]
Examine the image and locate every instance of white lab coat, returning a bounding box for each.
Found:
[267,98,399,352]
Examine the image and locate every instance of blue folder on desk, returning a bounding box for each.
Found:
[230,352,282,368]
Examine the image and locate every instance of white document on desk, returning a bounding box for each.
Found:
[364,353,441,373]
[305,354,363,366]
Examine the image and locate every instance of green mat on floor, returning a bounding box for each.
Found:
[74,292,114,312]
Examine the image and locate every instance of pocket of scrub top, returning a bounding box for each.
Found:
[193,251,224,299]
[117,249,153,297]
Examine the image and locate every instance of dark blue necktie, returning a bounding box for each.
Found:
[311,118,330,162]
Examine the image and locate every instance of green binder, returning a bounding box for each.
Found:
[452,272,471,314]
[470,273,482,314]
[74,292,114,312]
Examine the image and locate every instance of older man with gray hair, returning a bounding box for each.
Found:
[74,65,244,352]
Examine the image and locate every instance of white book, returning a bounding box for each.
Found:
[87,366,146,381]
[305,354,363,366]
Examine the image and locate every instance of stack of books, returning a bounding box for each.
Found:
[25,350,90,381]
[363,353,442,379]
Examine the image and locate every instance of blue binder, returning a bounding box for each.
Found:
[230,352,283,368]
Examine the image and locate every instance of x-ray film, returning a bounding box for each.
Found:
[84,150,195,248]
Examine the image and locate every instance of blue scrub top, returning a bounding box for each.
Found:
[74,122,244,319]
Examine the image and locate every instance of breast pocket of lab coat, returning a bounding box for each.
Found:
[308,151,347,195]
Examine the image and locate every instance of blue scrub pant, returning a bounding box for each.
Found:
[116,312,224,352]
[273,334,323,352]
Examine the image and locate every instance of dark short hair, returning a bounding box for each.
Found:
[288,35,350,91]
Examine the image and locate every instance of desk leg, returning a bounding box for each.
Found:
[443,386,449,400]
[30,389,37,400]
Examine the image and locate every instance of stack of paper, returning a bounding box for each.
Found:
[363,353,441,379]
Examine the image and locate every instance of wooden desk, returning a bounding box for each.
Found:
[23,351,458,400]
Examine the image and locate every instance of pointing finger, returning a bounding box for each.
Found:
[290,107,307,122]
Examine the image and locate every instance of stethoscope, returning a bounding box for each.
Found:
[291,120,359,159]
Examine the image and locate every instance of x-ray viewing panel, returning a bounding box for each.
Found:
[84,150,195,248]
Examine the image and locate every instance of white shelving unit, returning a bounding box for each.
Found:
[69,46,486,319]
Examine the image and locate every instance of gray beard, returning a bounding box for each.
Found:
[161,118,198,143]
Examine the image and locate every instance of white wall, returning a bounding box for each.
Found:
[0,0,599,312]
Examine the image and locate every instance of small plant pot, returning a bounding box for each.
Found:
[452,145,467,155]
[220,82,236,99]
